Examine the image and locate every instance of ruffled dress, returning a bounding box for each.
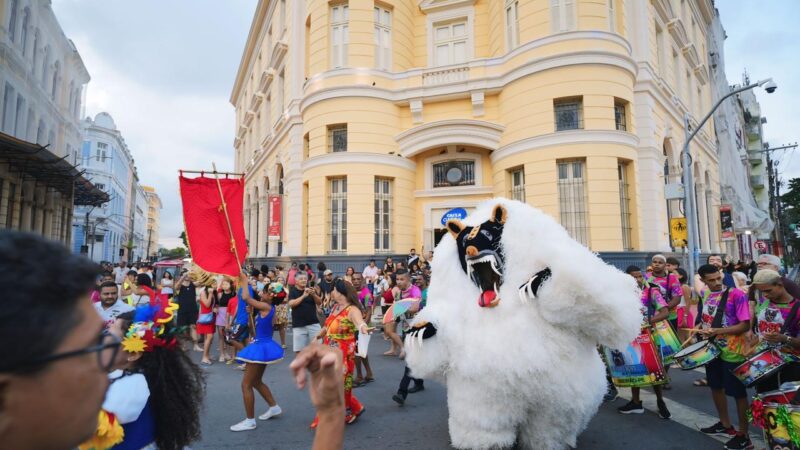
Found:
[235,306,284,364]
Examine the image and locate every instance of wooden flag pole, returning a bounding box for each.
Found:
[211,162,255,338]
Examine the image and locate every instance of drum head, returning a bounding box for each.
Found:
[675,339,707,357]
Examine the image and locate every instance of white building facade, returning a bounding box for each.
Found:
[0,0,98,244]
[72,112,137,262]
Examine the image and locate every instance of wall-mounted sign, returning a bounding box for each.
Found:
[670,217,688,248]
[720,205,734,240]
[268,195,281,241]
[441,208,468,226]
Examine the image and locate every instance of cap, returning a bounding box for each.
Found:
[324,269,333,275]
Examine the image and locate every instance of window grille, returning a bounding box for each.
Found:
[329,177,347,254]
[618,162,632,250]
[433,160,475,188]
[554,98,583,131]
[510,168,525,202]
[328,125,347,152]
[615,102,627,131]
[374,178,392,253]
[557,160,589,246]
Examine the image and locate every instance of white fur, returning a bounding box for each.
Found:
[405,198,641,450]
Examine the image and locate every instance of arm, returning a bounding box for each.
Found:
[649,307,669,324]
[288,290,309,308]
[348,307,371,334]
[199,289,213,308]
[700,320,751,338]
[289,345,345,450]
[308,287,323,305]
[239,273,271,311]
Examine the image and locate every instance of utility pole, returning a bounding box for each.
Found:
[146,227,152,261]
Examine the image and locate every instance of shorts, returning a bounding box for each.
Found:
[706,358,747,399]
[215,307,228,327]
[293,323,322,352]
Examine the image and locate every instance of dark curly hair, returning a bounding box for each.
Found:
[137,341,206,450]
[0,231,101,373]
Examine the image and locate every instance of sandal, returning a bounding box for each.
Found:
[693,378,708,387]
[201,360,213,366]
[365,377,375,383]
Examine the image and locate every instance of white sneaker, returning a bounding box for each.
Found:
[259,405,282,420]
[230,418,257,431]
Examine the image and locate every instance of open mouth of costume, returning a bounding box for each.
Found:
[467,251,503,308]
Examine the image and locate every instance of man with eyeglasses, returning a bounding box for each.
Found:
[0,231,121,450]
[756,254,800,298]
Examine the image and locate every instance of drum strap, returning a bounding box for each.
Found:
[710,287,731,330]
[779,300,800,335]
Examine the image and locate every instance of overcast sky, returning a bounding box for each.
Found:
[51,1,799,249]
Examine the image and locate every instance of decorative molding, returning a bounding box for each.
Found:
[652,0,674,23]
[694,64,708,85]
[258,69,275,94]
[301,152,416,172]
[682,43,700,69]
[491,130,639,164]
[395,119,504,158]
[418,0,477,14]
[244,110,255,126]
[422,65,470,86]
[301,50,637,113]
[270,40,288,70]
[667,19,689,48]
[250,92,264,111]
[415,186,493,198]
[410,99,423,124]
[471,91,484,117]
[237,124,247,139]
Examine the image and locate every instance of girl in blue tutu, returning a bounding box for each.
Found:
[230,273,284,432]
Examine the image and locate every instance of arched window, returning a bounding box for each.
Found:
[51,61,60,100]
[8,0,18,43]
[20,8,30,55]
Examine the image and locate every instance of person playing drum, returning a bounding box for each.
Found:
[617,266,672,419]
[749,269,800,393]
[695,264,752,450]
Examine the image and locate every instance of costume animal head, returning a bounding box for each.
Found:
[446,204,506,308]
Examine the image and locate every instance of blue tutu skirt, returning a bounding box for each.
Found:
[236,338,284,364]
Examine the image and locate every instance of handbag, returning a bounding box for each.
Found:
[197,312,215,325]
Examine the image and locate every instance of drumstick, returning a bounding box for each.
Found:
[680,334,695,348]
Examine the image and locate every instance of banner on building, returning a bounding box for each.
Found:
[268,195,282,241]
[720,205,735,240]
[179,174,247,277]
[670,217,688,248]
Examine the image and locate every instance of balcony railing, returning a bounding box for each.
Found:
[422,65,470,86]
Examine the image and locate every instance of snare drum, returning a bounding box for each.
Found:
[601,326,667,388]
[760,381,800,405]
[674,339,721,370]
[651,320,681,364]
[732,348,788,387]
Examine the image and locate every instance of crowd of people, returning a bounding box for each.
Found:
[8,225,800,450]
[607,252,800,450]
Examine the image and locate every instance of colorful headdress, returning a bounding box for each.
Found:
[121,302,180,353]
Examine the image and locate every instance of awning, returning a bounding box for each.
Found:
[0,131,109,207]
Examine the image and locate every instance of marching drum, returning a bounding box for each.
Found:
[651,320,681,364]
[760,382,800,405]
[732,348,788,387]
[674,339,721,370]
[762,403,800,450]
[602,326,668,388]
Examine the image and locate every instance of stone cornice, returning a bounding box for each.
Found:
[395,119,505,157]
[301,152,416,172]
[491,130,639,164]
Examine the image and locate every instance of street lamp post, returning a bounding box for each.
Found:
[683,78,776,288]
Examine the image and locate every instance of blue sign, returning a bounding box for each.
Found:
[441,208,468,226]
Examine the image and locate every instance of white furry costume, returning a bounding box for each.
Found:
[405,199,642,450]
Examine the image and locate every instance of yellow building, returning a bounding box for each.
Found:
[231,0,721,260]
[142,185,161,259]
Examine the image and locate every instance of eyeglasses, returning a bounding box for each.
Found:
[15,331,121,373]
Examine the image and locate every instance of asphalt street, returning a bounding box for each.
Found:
[192,330,762,450]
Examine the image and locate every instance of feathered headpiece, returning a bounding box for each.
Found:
[121,302,180,353]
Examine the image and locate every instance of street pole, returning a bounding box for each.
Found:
[146,227,152,261]
[682,79,774,290]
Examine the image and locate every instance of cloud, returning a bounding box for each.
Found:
[52,0,256,248]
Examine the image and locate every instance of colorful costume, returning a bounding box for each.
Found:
[323,305,364,417]
[235,306,284,364]
[405,199,641,450]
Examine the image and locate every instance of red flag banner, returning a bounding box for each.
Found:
[179,175,247,276]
